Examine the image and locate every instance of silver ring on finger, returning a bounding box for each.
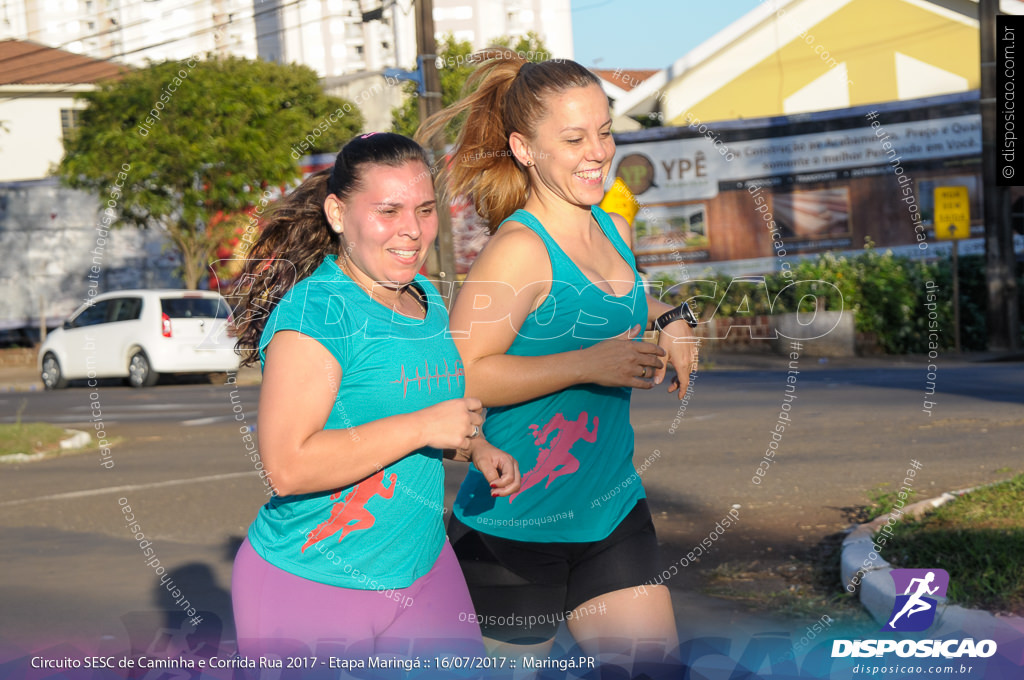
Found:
[470,425,480,439]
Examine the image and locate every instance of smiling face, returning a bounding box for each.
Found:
[324,161,437,289]
[510,83,615,210]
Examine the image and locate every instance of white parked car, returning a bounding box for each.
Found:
[38,289,240,389]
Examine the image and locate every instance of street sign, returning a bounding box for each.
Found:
[933,186,970,240]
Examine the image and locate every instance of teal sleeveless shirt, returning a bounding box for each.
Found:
[453,206,648,542]
[248,254,461,589]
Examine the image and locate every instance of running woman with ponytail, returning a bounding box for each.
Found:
[418,55,698,668]
[230,133,519,659]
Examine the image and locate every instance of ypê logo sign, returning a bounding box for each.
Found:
[832,568,998,659]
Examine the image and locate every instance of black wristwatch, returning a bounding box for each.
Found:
[654,303,698,331]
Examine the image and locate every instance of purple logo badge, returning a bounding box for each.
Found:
[883,569,949,632]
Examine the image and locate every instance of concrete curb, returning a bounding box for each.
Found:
[59,429,91,450]
[840,492,961,596]
[0,428,91,464]
[840,487,1024,646]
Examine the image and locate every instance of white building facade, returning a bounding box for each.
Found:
[1,0,572,133]
[0,0,572,78]
[0,83,91,182]
[432,0,572,58]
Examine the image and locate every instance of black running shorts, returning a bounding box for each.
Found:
[446,499,663,644]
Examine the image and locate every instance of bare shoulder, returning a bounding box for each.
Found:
[469,219,551,285]
[605,210,634,249]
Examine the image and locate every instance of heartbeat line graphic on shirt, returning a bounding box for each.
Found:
[391,359,465,398]
[510,411,598,502]
[301,470,397,551]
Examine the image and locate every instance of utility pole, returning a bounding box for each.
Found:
[415,0,456,282]
[980,0,1021,351]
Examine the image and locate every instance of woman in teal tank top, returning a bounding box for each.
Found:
[419,57,700,673]
[229,133,520,660]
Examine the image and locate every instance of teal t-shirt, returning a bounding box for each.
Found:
[248,255,462,589]
[453,206,648,542]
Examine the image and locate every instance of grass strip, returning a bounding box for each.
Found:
[877,473,1024,613]
[0,422,72,457]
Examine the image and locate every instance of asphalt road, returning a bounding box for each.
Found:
[0,379,253,427]
[1,356,1021,661]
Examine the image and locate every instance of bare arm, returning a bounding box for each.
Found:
[450,225,664,407]
[607,211,699,398]
[445,436,521,497]
[258,331,482,496]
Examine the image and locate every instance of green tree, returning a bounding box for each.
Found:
[491,31,551,60]
[59,56,363,289]
[391,32,550,139]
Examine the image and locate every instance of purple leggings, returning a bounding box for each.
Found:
[232,539,484,659]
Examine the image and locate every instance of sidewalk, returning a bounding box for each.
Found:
[682,347,1023,372]
[0,364,42,392]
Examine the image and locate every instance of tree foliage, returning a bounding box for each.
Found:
[59,56,363,288]
[491,31,551,60]
[654,244,1024,354]
[391,32,550,139]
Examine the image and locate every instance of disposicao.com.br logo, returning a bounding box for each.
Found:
[832,569,998,659]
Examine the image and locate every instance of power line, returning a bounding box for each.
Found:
[0,0,220,67]
[0,0,147,41]
[0,0,268,79]
[0,0,383,80]
[0,0,383,102]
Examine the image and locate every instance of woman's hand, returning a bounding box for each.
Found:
[468,439,521,497]
[654,320,700,399]
[580,324,666,390]
[421,397,484,451]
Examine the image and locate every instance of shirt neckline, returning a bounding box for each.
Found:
[323,255,431,322]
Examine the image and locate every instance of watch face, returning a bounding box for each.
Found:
[681,303,698,328]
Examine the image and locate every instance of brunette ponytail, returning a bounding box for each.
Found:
[234,133,430,366]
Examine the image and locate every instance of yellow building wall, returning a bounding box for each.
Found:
[669,0,978,125]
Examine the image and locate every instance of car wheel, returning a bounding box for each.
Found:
[41,353,68,390]
[128,351,159,388]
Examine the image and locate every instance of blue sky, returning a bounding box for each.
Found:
[570,0,764,70]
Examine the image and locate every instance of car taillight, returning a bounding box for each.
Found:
[161,312,172,338]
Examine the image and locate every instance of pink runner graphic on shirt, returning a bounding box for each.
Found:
[301,470,397,551]
[509,411,598,502]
